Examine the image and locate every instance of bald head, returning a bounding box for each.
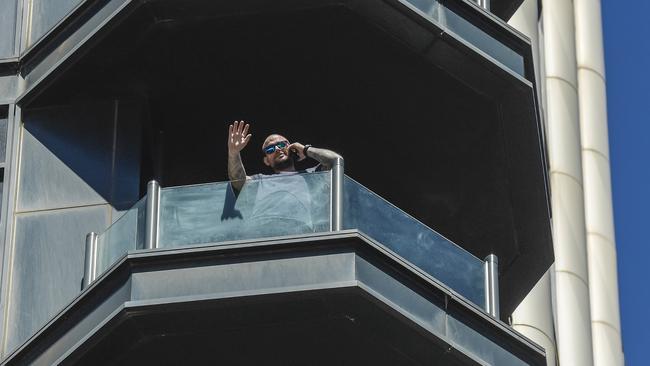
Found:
[262,134,289,150]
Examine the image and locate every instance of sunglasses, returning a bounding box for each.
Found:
[263,141,289,155]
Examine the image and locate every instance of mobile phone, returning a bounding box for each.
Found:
[289,148,300,162]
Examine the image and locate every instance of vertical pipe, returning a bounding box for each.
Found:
[145,180,160,250]
[542,1,594,364]
[330,157,344,231]
[484,254,499,318]
[574,0,624,364]
[83,232,98,289]
[475,0,490,11]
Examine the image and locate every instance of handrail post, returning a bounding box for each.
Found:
[477,0,490,11]
[145,180,161,250]
[330,157,344,231]
[82,232,98,289]
[484,254,500,318]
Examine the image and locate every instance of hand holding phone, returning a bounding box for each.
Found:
[289,142,307,161]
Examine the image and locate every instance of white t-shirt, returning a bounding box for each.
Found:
[247,166,321,232]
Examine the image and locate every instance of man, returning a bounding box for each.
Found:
[227,120,342,190]
[226,120,342,234]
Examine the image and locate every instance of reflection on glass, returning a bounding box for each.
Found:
[407,0,440,18]
[405,0,525,77]
[158,171,331,247]
[95,197,146,274]
[441,6,525,76]
[343,176,485,308]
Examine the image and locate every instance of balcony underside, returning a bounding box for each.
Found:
[5,232,545,366]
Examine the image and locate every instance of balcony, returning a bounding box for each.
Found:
[5,169,546,365]
[2,0,551,362]
[90,169,489,309]
[14,0,551,318]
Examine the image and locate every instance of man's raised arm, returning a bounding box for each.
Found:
[289,142,343,170]
[227,121,252,191]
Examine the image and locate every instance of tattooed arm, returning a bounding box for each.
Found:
[289,142,343,170]
[227,121,252,191]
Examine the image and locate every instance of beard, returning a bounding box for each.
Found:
[272,155,295,171]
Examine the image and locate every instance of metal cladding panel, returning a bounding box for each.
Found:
[26,0,84,50]
[447,312,528,365]
[5,205,109,354]
[18,103,114,211]
[28,280,133,366]
[0,75,18,104]
[17,101,141,212]
[0,112,7,163]
[131,253,356,300]
[355,255,447,335]
[0,0,17,58]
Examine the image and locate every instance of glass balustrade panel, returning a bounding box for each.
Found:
[405,0,525,77]
[158,171,331,248]
[343,176,486,309]
[92,172,485,310]
[95,197,146,275]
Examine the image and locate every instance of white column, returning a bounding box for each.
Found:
[542,1,594,365]
[508,3,557,365]
[573,0,624,364]
[511,270,557,366]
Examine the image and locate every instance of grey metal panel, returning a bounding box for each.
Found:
[26,0,84,49]
[0,75,18,105]
[5,205,109,354]
[0,0,17,58]
[130,252,356,301]
[355,255,447,335]
[0,104,20,354]
[30,280,132,366]
[447,313,528,365]
[18,102,116,212]
[0,113,8,163]
[0,174,4,220]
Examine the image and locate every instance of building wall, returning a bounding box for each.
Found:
[0,100,141,355]
[0,0,625,363]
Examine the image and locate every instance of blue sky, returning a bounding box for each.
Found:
[602,1,650,364]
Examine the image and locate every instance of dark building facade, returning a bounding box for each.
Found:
[0,0,553,364]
